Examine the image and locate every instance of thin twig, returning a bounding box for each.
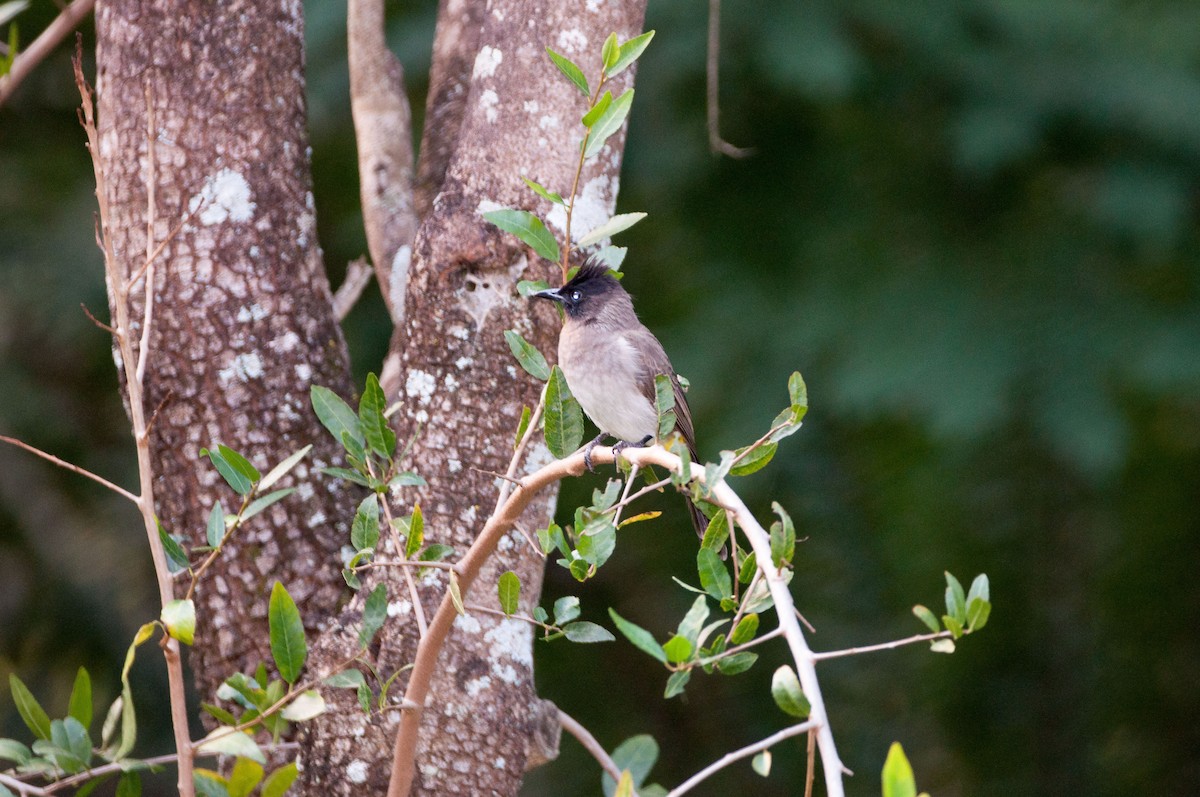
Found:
[804,728,816,797]
[609,464,639,527]
[332,257,374,321]
[557,708,624,785]
[705,0,752,158]
[602,475,671,517]
[511,523,546,558]
[0,771,48,796]
[696,626,784,667]
[379,489,428,638]
[0,435,138,504]
[79,302,116,334]
[356,559,459,572]
[462,604,555,633]
[0,0,95,107]
[810,630,953,662]
[135,81,157,388]
[667,721,817,796]
[492,387,546,515]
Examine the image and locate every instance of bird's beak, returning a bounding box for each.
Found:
[532,288,566,305]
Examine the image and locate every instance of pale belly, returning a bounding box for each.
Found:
[559,335,657,443]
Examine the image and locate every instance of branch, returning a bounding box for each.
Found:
[666,720,817,797]
[556,708,624,785]
[705,0,751,158]
[348,0,417,324]
[37,744,300,794]
[0,435,138,504]
[386,443,848,797]
[0,771,47,796]
[0,0,95,107]
[333,257,374,321]
[811,629,953,662]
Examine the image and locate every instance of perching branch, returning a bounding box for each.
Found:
[0,0,94,107]
[385,443,847,797]
[811,630,953,662]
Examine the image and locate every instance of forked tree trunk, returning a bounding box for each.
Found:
[95,0,646,793]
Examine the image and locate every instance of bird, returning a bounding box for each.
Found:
[532,257,710,541]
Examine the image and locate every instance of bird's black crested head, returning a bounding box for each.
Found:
[533,257,626,320]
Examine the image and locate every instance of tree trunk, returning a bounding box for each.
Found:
[94,0,646,793]
[95,0,355,702]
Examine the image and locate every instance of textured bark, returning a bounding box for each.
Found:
[95,0,354,702]
[299,1,647,794]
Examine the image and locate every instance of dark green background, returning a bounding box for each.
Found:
[2,1,1197,795]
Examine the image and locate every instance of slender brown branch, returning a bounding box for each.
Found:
[357,559,459,572]
[810,630,953,662]
[0,0,95,107]
[38,744,299,794]
[0,771,48,796]
[492,387,547,515]
[705,0,751,158]
[74,49,195,797]
[379,490,429,638]
[556,708,624,785]
[387,443,848,797]
[333,256,374,321]
[0,435,138,504]
[804,728,816,797]
[696,626,784,667]
[667,721,817,796]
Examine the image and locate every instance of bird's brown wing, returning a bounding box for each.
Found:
[625,327,711,543]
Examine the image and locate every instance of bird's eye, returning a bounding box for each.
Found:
[570,290,582,302]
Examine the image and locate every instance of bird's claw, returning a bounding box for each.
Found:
[583,433,608,473]
[611,435,653,466]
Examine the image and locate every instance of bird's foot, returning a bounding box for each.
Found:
[583,433,609,473]
[612,435,653,467]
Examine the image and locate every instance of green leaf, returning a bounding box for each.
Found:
[522,176,565,206]
[944,571,967,625]
[788,371,808,411]
[323,669,367,689]
[342,568,361,590]
[584,89,634,158]
[562,621,615,643]
[740,550,757,583]
[769,502,796,568]
[310,385,364,450]
[538,522,569,558]
[320,466,371,487]
[716,651,758,675]
[967,573,990,606]
[544,366,584,458]
[912,605,941,633]
[227,757,264,797]
[200,446,253,495]
[56,716,92,766]
[514,405,532,449]
[967,597,992,631]
[217,444,260,487]
[658,669,689,702]
[771,665,811,717]
[730,441,777,476]
[881,742,918,797]
[9,674,51,740]
[268,582,306,684]
[576,212,647,249]
[196,728,265,764]
[592,478,622,511]
[651,373,676,439]
[389,471,425,488]
[407,504,425,559]
[594,245,627,269]
[602,734,659,797]
[482,208,560,263]
[568,558,591,582]
[498,571,520,616]
[576,514,616,567]
[608,608,666,663]
[582,90,613,128]
[360,583,388,648]
[261,762,300,797]
[504,330,551,381]
[676,595,710,647]
[731,613,760,645]
[280,690,326,722]
[700,510,729,555]
[161,599,196,645]
[241,488,297,523]
[258,444,313,492]
[546,47,589,97]
[67,667,92,730]
[661,635,692,664]
[201,702,237,725]
[116,771,142,797]
[0,739,31,765]
[158,520,190,572]
[930,638,956,654]
[697,548,732,600]
[752,750,772,777]
[194,771,231,797]
[942,614,964,640]
[609,30,654,76]
[206,502,226,548]
[351,495,380,552]
[359,372,396,459]
[601,32,619,69]
[419,542,454,563]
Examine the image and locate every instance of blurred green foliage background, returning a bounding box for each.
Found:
[2,1,1198,795]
